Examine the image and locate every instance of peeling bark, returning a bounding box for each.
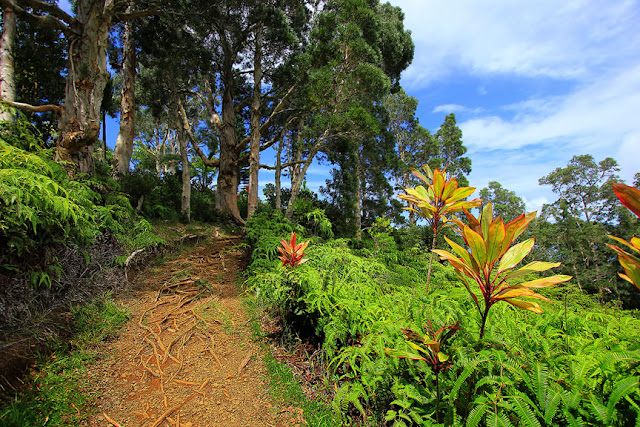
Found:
[55,1,115,175]
[247,24,263,219]
[0,6,16,122]
[113,4,136,176]
[216,69,244,225]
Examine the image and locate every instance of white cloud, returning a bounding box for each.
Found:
[390,0,640,88]
[459,64,640,205]
[460,65,640,155]
[432,104,482,114]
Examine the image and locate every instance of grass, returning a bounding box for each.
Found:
[0,297,129,427]
[242,294,338,426]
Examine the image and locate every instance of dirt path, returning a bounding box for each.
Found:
[84,233,304,427]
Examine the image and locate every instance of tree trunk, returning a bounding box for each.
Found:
[0,6,16,122]
[354,153,363,240]
[247,25,263,219]
[177,122,191,222]
[113,5,136,176]
[285,128,327,220]
[275,134,283,211]
[101,112,107,160]
[56,0,114,175]
[216,69,244,224]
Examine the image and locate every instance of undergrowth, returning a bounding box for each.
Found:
[245,209,640,426]
[0,297,129,426]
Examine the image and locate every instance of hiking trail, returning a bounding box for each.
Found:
[84,232,305,427]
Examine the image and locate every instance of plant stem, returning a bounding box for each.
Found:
[478,302,491,340]
[426,233,437,293]
[435,371,440,423]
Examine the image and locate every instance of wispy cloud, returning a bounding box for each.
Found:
[460,65,640,177]
[432,104,483,114]
[391,0,640,88]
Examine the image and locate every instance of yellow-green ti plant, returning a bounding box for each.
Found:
[433,203,571,340]
[398,165,481,292]
[385,319,460,423]
[606,183,640,290]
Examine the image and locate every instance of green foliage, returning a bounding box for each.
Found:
[245,212,640,426]
[0,298,129,426]
[0,120,164,275]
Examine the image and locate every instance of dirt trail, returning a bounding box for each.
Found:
[84,233,304,427]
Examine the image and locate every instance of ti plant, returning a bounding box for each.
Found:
[607,183,640,290]
[385,319,460,423]
[398,165,481,291]
[278,231,310,268]
[433,203,571,340]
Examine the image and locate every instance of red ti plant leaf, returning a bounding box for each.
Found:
[277,232,310,268]
[607,183,640,291]
[432,203,571,340]
[613,183,640,218]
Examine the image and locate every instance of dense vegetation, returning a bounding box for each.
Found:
[1,0,640,425]
[245,199,640,426]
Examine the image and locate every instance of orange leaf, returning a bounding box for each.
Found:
[613,182,640,218]
[503,298,543,313]
[517,274,572,288]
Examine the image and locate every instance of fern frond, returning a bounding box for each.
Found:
[605,376,639,424]
[466,404,487,427]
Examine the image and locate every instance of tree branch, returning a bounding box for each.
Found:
[0,0,72,34]
[20,0,75,26]
[116,7,159,21]
[1,99,61,115]
[239,83,299,147]
[259,160,305,170]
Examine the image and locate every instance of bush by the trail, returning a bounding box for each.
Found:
[0,115,164,334]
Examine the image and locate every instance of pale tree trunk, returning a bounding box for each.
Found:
[285,125,316,220]
[285,143,321,219]
[354,153,363,240]
[0,6,16,122]
[247,25,263,219]
[55,1,114,175]
[176,120,191,222]
[113,4,136,176]
[275,134,283,211]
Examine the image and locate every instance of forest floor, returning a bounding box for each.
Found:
[82,231,306,427]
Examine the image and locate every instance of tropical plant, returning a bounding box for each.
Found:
[398,165,481,291]
[278,232,310,268]
[433,203,572,339]
[607,182,640,290]
[385,318,460,423]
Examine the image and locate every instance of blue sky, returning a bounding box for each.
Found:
[385,0,640,212]
[92,0,640,214]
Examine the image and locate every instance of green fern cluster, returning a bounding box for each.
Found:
[245,215,640,426]
[0,126,164,275]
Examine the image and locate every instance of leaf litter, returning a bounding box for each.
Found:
[83,232,304,427]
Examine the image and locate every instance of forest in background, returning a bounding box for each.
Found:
[1,0,640,425]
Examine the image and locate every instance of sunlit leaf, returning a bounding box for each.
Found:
[613,182,640,218]
[464,226,487,267]
[497,238,535,274]
[384,348,427,361]
[517,275,572,288]
[504,261,562,280]
[485,217,506,266]
[503,298,543,313]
